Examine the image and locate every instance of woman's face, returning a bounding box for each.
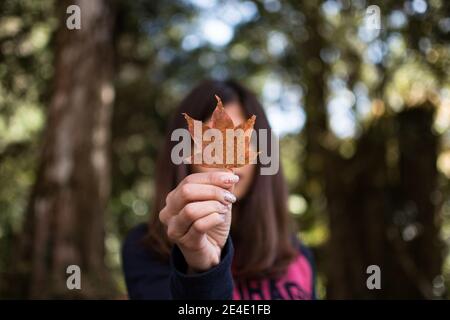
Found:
[191,101,256,199]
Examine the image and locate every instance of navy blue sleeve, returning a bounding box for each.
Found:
[122,224,171,299]
[170,236,234,300]
[122,223,235,300]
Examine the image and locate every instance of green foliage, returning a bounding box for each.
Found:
[0,0,56,292]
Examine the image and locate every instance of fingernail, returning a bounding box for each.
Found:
[222,174,239,184]
[224,191,237,203]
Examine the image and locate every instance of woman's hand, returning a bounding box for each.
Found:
[159,171,239,272]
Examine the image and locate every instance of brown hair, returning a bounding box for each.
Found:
[145,79,297,279]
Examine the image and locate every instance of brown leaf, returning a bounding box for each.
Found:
[182,95,257,169]
[211,94,234,131]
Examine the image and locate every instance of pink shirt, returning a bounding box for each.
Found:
[232,253,314,300]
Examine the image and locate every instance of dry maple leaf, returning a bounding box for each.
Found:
[182,95,258,169]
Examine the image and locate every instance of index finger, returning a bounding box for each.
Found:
[181,171,239,189]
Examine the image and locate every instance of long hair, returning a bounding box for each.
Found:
[145,79,297,279]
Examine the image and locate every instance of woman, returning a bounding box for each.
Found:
[122,79,316,300]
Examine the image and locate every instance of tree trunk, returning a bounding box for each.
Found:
[291,1,329,199]
[10,0,116,298]
[326,103,442,299]
[325,118,391,299]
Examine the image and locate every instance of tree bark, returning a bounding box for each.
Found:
[325,103,442,299]
[11,0,116,298]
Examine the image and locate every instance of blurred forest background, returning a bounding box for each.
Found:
[0,0,449,299]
